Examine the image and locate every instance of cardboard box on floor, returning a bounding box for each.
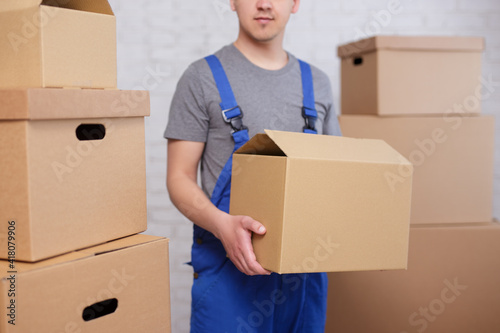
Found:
[0,88,150,261]
[0,234,171,333]
[0,0,116,89]
[325,222,500,333]
[339,115,495,224]
[338,36,484,115]
[230,130,413,274]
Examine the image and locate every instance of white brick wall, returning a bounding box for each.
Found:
[108,1,500,332]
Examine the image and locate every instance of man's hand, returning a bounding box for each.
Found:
[215,214,272,276]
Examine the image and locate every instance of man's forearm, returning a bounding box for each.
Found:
[166,140,270,275]
[167,175,228,239]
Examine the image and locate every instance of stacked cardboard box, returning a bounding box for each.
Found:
[0,1,171,332]
[0,235,171,333]
[325,35,498,332]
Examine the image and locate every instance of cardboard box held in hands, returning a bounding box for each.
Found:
[229,130,413,274]
[0,0,116,89]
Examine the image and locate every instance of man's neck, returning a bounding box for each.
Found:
[233,34,288,71]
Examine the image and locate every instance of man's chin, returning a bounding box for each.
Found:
[251,33,280,43]
[239,26,282,44]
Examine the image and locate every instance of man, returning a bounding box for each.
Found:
[165,0,341,331]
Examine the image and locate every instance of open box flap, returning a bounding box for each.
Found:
[0,0,114,15]
[235,133,286,156]
[338,35,485,58]
[41,0,114,15]
[261,129,412,165]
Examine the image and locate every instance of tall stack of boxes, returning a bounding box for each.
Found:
[325,36,499,332]
[0,1,171,332]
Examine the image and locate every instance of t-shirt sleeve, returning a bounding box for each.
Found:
[164,64,209,142]
[323,99,342,136]
[312,66,342,137]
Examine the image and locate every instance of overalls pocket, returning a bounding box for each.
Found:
[191,247,230,311]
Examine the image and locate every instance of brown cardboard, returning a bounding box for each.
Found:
[0,0,116,89]
[325,222,500,333]
[338,36,484,115]
[339,115,495,224]
[229,129,413,274]
[338,35,485,58]
[0,89,150,261]
[0,234,171,333]
[0,88,150,119]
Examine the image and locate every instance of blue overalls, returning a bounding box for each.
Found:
[190,55,327,333]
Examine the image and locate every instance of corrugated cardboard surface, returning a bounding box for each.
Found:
[325,222,500,333]
[233,154,287,272]
[230,130,413,274]
[42,6,116,88]
[0,0,42,12]
[0,2,116,88]
[0,0,114,14]
[339,115,495,224]
[340,50,379,117]
[41,0,114,15]
[339,36,483,115]
[338,35,485,58]
[0,116,148,261]
[0,89,150,261]
[0,89,150,120]
[0,122,31,257]
[0,7,42,88]
[0,234,171,333]
[265,129,408,162]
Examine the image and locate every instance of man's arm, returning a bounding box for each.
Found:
[166,139,271,276]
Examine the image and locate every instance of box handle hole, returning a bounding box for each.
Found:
[76,124,106,141]
[82,298,118,322]
[353,57,363,66]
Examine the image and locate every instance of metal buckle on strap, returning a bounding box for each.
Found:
[221,105,241,122]
[302,106,317,132]
[222,105,247,133]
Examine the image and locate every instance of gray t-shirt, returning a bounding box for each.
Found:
[164,44,342,197]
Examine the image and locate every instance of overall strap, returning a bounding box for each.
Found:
[298,60,318,134]
[205,55,249,209]
[205,55,248,143]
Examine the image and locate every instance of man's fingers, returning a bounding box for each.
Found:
[249,260,272,275]
[241,239,271,276]
[229,248,251,275]
[239,217,270,275]
[242,217,266,235]
[230,244,256,276]
[222,215,271,275]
